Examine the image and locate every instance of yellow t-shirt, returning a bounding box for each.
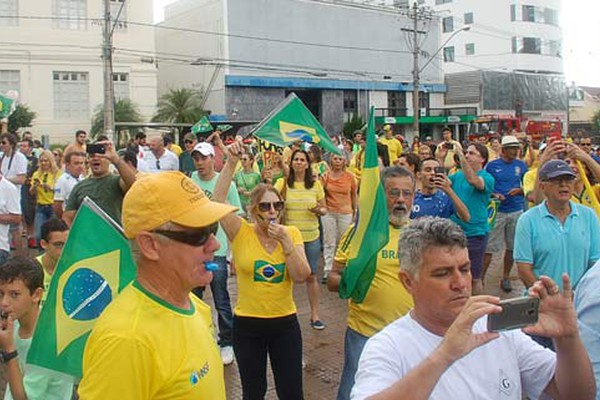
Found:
[379,137,403,164]
[169,144,183,157]
[572,183,600,209]
[275,179,325,242]
[31,170,60,205]
[335,224,414,337]
[522,167,538,209]
[79,282,225,400]
[35,254,53,309]
[232,219,303,318]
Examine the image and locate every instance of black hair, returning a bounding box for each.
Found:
[0,256,44,294]
[75,130,87,138]
[64,151,86,164]
[418,157,439,172]
[0,133,18,149]
[399,152,421,174]
[95,135,109,142]
[135,132,147,140]
[287,149,315,189]
[120,150,138,169]
[41,219,69,243]
[469,142,489,166]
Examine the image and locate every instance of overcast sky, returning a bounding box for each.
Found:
[154,0,600,87]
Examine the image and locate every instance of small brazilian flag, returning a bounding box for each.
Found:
[0,94,15,119]
[339,106,389,303]
[27,198,136,378]
[250,93,341,155]
[254,261,285,283]
[191,115,213,134]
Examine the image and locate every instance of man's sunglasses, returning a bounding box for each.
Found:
[258,201,285,212]
[153,223,218,247]
[184,140,194,144]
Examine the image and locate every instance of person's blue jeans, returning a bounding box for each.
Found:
[337,327,369,400]
[192,256,233,347]
[34,205,55,247]
[304,239,321,275]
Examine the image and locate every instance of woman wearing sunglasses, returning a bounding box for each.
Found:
[213,140,310,400]
[29,150,61,248]
[52,147,64,173]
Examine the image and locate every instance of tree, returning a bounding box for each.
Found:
[91,98,143,138]
[343,113,365,138]
[593,108,600,132]
[7,104,36,133]
[152,88,208,125]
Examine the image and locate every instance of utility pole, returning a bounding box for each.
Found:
[411,2,420,137]
[102,0,115,141]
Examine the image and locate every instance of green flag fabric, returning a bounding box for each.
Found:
[27,198,136,378]
[251,93,341,155]
[216,124,233,132]
[191,115,213,134]
[0,94,15,119]
[339,107,389,303]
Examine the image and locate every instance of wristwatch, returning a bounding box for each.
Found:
[0,350,17,363]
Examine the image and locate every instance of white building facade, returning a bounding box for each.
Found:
[0,0,157,144]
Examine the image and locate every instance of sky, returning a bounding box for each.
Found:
[153,0,600,87]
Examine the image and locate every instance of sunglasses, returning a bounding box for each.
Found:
[258,201,285,212]
[152,223,218,247]
[184,140,194,144]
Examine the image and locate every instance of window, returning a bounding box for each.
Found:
[113,73,129,100]
[442,17,454,33]
[418,92,430,110]
[548,40,562,57]
[510,4,516,21]
[465,43,475,56]
[387,91,406,116]
[435,0,452,4]
[53,71,89,119]
[0,70,20,94]
[522,37,541,54]
[343,90,357,121]
[522,5,535,22]
[110,0,127,30]
[53,0,86,30]
[0,0,18,26]
[544,8,558,26]
[443,46,455,62]
[464,12,473,25]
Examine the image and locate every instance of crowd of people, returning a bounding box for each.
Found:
[0,123,600,399]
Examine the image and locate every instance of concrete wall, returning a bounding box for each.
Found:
[321,90,344,135]
[225,87,286,121]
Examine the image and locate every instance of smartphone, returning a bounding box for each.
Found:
[86,143,106,154]
[444,142,454,150]
[487,296,540,332]
[434,166,446,175]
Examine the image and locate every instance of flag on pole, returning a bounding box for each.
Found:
[576,160,600,218]
[191,115,213,134]
[251,93,341,155]
[216,124,233,132]
[339,107,389,303]
[27,198,137,378]
[0,94,15,119]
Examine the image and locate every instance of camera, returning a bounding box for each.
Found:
[444,142,454,150]
[86,144,106,155]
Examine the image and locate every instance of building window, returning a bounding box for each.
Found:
[443,46,455,62]
[464,12,473,25]
[544,8,558,26]
[53,71,89,119]
[0,70,20,94]
[465,43,475,56]
[548,40,562,58]
[53,0,87,30]
[510,4,516,21]
[512,37,542,54]
[418,92,430,110]
[113,73,129,100]
[522,5,536,22]
[343,90,357,121]
[0,0,18,26]
[110,0,128,30]
[435,0,452,5]
[387,91,406,116]
[442,17,454,33]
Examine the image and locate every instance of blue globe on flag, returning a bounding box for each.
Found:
[62,268,113,321]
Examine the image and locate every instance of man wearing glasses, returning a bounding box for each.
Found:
[190,141,242,365]
[576,133,600,164]
[79,172,235,399]
[35,218,69,308]
[145,134,179,173]
[179,132,198,176]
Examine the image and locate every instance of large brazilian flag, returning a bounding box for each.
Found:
[339,107,389,303]
[251,93,341,156]
[27,198,136,378]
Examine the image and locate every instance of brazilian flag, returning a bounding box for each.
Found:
[339,107,389,303]
[27,198,136,378]
[191,115,213,134]
[0,94,15,119]
[250,93,341,155]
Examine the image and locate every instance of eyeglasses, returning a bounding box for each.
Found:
[49,241,65,248]
[580,143,592,147]
[258,201,285,212]
[152,223,218,247]
[544,176,576,184]
[388,188,413,199]
[184,140,194,144]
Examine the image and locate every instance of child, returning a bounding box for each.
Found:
[0,256,73,400]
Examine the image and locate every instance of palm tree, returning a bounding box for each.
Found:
[91,99,143,142]
[152,88,208,125]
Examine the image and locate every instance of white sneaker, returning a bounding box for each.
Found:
[220,346,234,365]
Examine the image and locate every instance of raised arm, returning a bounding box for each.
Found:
[213,140,243,241]
[455,147,485,191]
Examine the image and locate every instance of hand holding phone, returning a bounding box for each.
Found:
[487,296,539,332]
[86,143,106,155]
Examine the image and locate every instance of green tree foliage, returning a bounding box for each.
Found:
[152,88,208,125]
[7,104,36,133]
[91,98,143,137]
[593,108,600,131]
[343,114,365,138]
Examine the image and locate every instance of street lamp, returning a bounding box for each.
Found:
[412,25,471,136]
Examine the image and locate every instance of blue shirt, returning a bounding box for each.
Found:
[575,261,600,400]
[449,170,494,237]
[485,158,527,213]
[410,190,454,219]
[514,201,600,289]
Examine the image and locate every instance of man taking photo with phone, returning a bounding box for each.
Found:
[435,127,462,171]
[351,217,595,400]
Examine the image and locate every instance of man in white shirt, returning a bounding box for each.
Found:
[0,172,22,264]
[352,217,595,400]
[144,134,179,173]
[53,151,86,218]
[1,133,28,251]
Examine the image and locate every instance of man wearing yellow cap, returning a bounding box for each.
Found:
[378,125,403,165]
[78,172,236,399]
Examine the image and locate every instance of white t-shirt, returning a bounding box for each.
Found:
[0,178,21,252]
[144,149,179,173]
[0,151,28,192]
[54,173,84,208]
[352,313,556,400]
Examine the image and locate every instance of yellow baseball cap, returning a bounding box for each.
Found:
[122,171,237,239]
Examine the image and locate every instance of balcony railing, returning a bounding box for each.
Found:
[375,107,478,117]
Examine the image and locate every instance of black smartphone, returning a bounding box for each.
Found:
[86,144,106,154]
[444,142,454,150]
[434,166,446,175]
[487,296,540,332]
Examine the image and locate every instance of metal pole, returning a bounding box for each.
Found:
[103,0,115,141]
[411,2,420,137]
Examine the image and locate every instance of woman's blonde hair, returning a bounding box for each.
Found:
[38,149,60,175]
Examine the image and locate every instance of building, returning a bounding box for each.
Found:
[157,0,449,139]
[0,0,157,144]
[568,85,600,136]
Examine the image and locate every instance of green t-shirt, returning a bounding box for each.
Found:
[65,175,124,223]
[4,320,73,400]
[179,151,195,176]
[233,171,261,209]
[190,172,242,257]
